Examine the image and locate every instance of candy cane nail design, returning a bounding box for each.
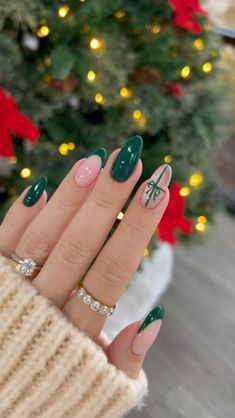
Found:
[141,164,172,209]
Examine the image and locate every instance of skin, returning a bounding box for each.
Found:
[0,149,170,379]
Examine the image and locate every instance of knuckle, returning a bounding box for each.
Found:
[93,191,114,211]
[96,256,130,292]
[124,218,145,238]
[59,235,93,271]
[22,229,52,258]
[53,190,76,211]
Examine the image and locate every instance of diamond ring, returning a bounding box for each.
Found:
[11,252,42,277]
[76,284,116,317]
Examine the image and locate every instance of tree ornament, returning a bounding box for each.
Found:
[157,183,193,245]
[164,81,183,96]
[48,76,78,92]
[21,33,39,51]
[168,0,207,34]
[131,67,161,84]
[0,88,40,158]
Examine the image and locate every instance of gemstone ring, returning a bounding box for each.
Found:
[76,284,116,317]
[11,252,42,277]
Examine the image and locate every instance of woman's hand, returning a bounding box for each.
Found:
[0,136,171,380]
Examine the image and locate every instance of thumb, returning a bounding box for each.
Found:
[106,305,164,379]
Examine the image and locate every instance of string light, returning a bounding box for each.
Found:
[117,211,124,220]
[164,155,173,163]
[80,0,86,2]
[87,70,96,82]
[120,87,132,98]
[58,143,69,155]
[202,62,212,73]
[193,38,204,51]
[132,109,142,120]
[189,172,203,187]
[37,25,50,38]
[197,215,207,224]
[20,168,31,179]
[179,186,191,197]
[67,142,76,150]
[195,222,206,232]
[180,66,191,79]
[95,93,105,104]
[115,9,126,19]
[8,156,17,164]
[90,38,103,50]
[137,115,147,128]
[58,5,70,18]
[143,248,149,256]
[149,24,161,34]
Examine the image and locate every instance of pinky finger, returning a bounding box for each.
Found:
[0,176,48,257]
[106,305,164,379]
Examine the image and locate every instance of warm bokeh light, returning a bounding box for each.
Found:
[132,109,142,120]
[90,38,103,50]
[87,70,96,82]
[137,115,147,128]
[37,25,50,38]
[195,222,206,232]
[181,66,191,79]
[197,215,207,224]
[193,38,204,51]
[179,186,191,197]
[58,5,70,18]
[115,10,126,19]
[95,93,105,104]
[20,168,31,179]
[143,248,149,256]
[58,143,69,155]
[164,155,173,163]
[202,62,212,73]
[150,24,161,34]
[189,172,203,187]
[120,87,132,98]
[67,142,76,150]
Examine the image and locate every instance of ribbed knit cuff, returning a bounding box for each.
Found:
[0,255,148,418]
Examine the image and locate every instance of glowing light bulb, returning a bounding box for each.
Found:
[58,5,70,18]
[58,143,69,155]
[95,93,105,104]
[193,38,204,51]
[132,109,142,120]
[164,155,173,163]
[197,215,207,224]
[195,222,206,232]
[120,87,132,98]
[202,62,212,73]
[87,70,96,82]
[117,211,124,220]
[90,38,103,50]
[150,24,161,34]
[179,186,191,197]
[20,168,31,179]
[189,173,203,187]
[143,248,149,256]
[67,142,76,150]
[115,10,126,19]
[37,25,50,38]
[181,66,191,79]
[137,115,147,128]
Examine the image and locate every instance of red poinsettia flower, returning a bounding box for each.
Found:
[168,0,207,34]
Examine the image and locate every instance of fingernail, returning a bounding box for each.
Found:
[131,305,164,356]
[141,164,172,208]
[23,176,47,207]
[74,148,107,187]
[110,135,143,182]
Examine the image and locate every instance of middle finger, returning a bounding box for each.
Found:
[33,136,143,306]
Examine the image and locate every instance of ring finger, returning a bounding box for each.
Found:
[63,164,171,340]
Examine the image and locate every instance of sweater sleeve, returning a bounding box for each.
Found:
[0,254,148,418]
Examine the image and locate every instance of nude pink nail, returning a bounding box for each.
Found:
[131,320,162,356]
[74,155,102,187]
[141,164,172,209]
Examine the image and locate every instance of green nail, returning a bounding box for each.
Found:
[110,135,143,182]
[89,147,107,168]
[138,305,164,334]
[23,176,48,207]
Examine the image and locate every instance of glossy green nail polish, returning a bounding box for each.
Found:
[23,176,48,207]
[111,135,143,182]
[138,305,164,334]
[89,147,107,168]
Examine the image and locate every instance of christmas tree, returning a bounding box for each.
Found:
[0,0,229,243]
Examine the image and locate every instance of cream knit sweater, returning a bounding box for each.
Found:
[0,254,148,418]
